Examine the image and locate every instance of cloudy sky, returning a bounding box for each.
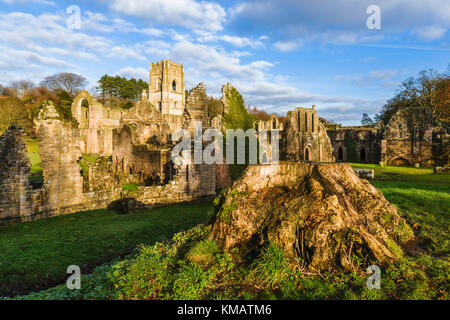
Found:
[0,0,449,125]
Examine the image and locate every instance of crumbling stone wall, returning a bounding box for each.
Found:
[326,126,382,163]
[72,90,124,155]
[0,124,34,224]
[184,82,209,134]
[123,162,216,211]
[383,107,446,166]
[81,156,121,210]
[281,106,333,162]
[113,99,173,185]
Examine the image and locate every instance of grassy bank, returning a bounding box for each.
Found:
[0,202,212,297]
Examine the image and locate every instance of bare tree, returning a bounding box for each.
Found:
[9,80,35,97]
[40,72,87,96]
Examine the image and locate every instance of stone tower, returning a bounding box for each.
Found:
[149,60,185,116]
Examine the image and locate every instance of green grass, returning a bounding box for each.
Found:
[78,155,100,178]
[0,202,212,297]
[7,164,450,300]
[349,163,450,184]
[81,155,99,164]
[24,137,42,180]
[122,184,143,191]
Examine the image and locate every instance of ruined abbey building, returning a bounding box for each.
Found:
[1,59,448,226]
[0,60,218,225]
[325,107,449,167]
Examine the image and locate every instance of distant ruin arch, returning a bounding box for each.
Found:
[389,157,411,166]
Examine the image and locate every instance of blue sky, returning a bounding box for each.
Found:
[0,0,449,125]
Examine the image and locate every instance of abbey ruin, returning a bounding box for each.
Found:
[326,107,449,167]
[0,59,448,226]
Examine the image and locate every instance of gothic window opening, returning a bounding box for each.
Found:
[297,111,301,131]
[172,80,177,91]
[186,165,189,182]
[338,147,343,161]
[360,147,366,162]
[305,113,308,132]
[305,147,310,161]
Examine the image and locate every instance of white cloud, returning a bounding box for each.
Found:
[195,32,264,48]
[116,67,149,81]
[274,40,302,52]
[414,26,447,41]
[333,69,406,87]
[108,0,226,32]
[107,45,147,61]
[231,0,450,46]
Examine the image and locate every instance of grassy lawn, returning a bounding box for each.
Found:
[122,183,143,191]
[0,202,212,297]
[6,164,450,300]
[350,162,450,184]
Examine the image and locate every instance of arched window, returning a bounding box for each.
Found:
[172,80,177,91]
[305,113,308,132]
[272,119,277,129]
[262,152,268,164]
[297,111,301,131]
[304,148,310,161]
[398,124,403,138]
[338,147,343,161]
[360,147,366,162]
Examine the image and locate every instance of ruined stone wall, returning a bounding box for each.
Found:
[82,156,121,210]
[281,106,333,162]
[113,99,173,185]
[383,107,445,166]
[184,82,209,134]
[37,102,84,214]
[215,163,232,189]
[326,126,382,163]
[0,124,34,225]
[72,90,124,155]
[123,162,216,211]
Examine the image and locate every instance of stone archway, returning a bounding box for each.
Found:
[304,147,311,161]
[389,157,411,166]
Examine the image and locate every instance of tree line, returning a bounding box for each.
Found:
[373,67,450,126]
[96,75,148,101]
